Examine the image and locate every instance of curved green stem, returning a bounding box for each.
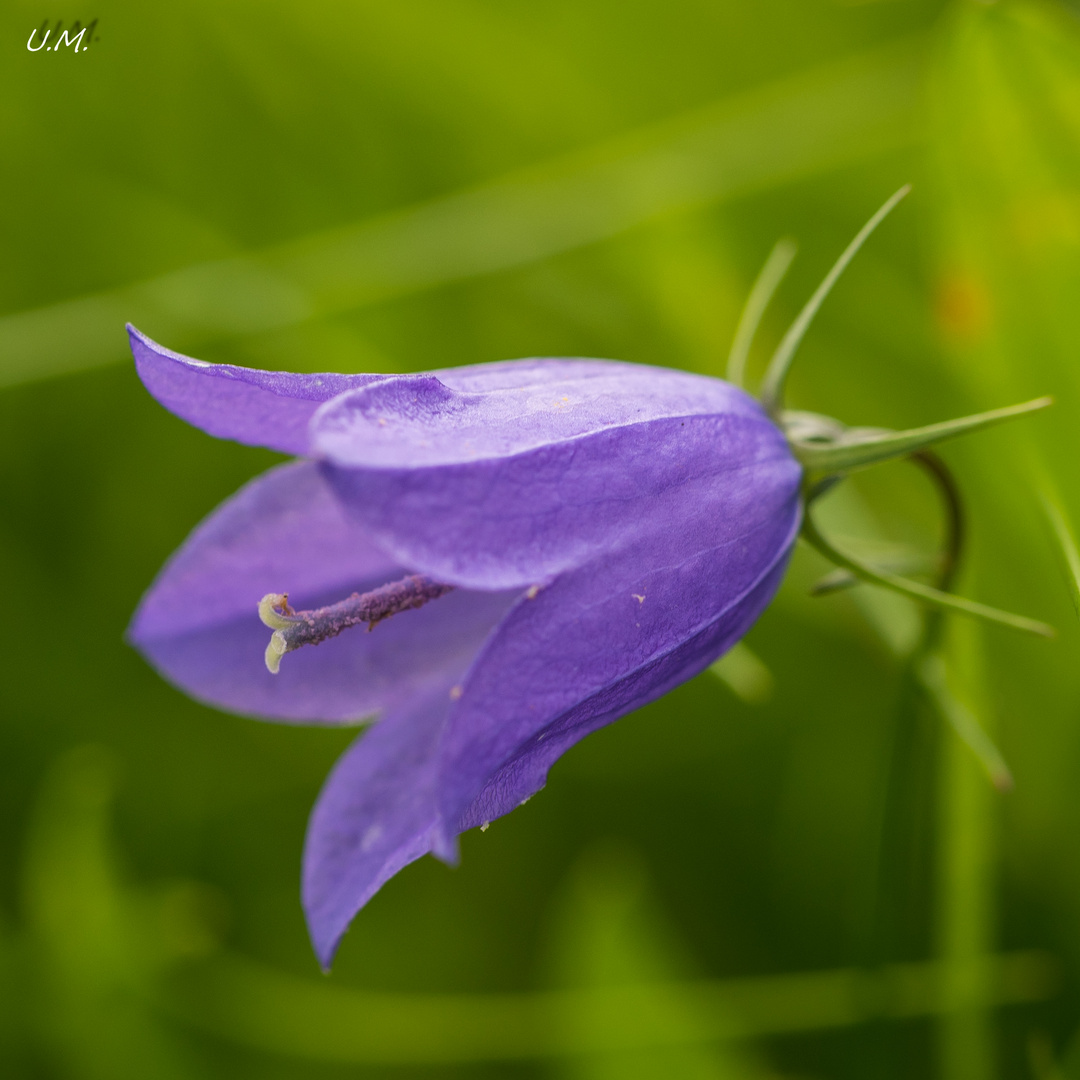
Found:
[910,450,964,598]
[810,452,963,605]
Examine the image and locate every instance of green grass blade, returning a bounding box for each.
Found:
[759,184,910,415]
[1039,486,1080,620]
[0,45,922,389]
[918,654,1013,792]
[709,642,774,703]
[726,239,797,389]
[159,949,1057,1062]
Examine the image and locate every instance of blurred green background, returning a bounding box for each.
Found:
[3,0,1080,1076]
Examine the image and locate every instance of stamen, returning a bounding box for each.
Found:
[258,575,455,674]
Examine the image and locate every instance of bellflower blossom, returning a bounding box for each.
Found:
[127,190,1050,967]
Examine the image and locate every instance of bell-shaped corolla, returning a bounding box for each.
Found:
[126,324,802,967]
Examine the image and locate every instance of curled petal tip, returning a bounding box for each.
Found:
[265,630,288,674]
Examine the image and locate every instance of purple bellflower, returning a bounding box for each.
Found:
[127,190,1050,967]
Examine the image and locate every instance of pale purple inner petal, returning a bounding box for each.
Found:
[138,586,514,724]
[131,460,398,640]
[129,460,518,723]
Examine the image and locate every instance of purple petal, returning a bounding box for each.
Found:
[435,459,802,846]
[128,325,384,455]
[299,459,798,960]
[129,327,633,456]
[312,362,760,467]
[302,692,450,968]
[129,461,517,723]
[131,460,396,639]
[315,367,789,588]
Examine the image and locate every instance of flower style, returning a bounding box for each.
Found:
[127,189,1050,967]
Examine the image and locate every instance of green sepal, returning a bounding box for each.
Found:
[801,505,1054,639]
[810,543,937,596]
[726,238,797,389]
[759,185,910,416]
[790,397,1052,476]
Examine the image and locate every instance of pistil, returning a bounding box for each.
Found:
[258,575,455,674]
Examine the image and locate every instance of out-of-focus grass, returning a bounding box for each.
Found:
[0,41,922,387]
[0,750,1058,1073]
[4,1,1080,1077]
